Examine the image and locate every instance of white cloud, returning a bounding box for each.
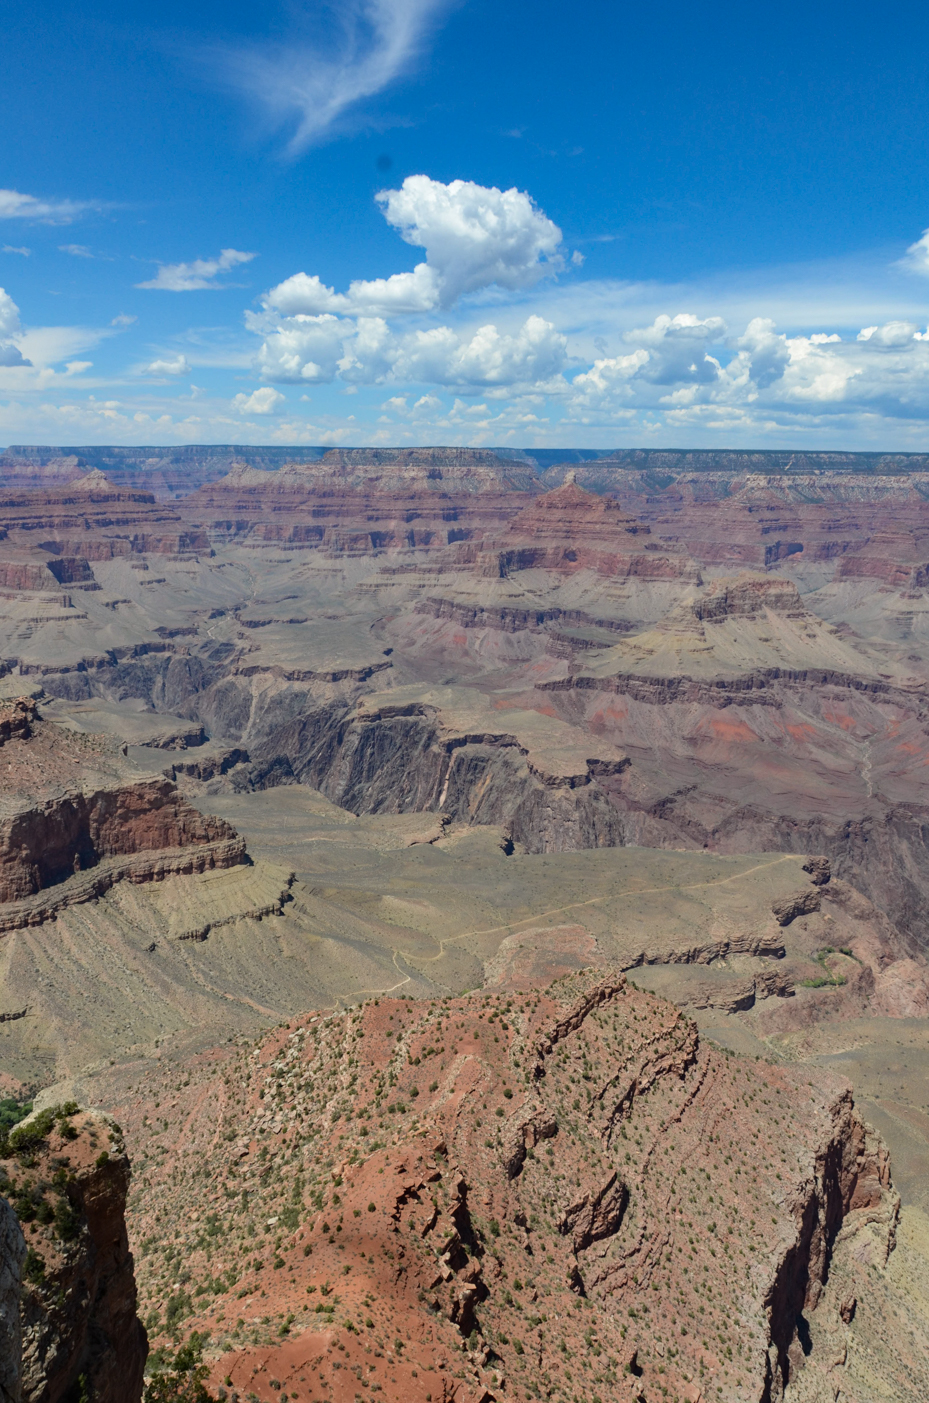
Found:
[217,0,450,154]
[564,313,929,425]
[253,312,350,383]
[568,314,725,411]
[853,320,917,347]
[15,323,110,370]
[2,245,30,257]
[0,289,22,341]
[137,248,257,291]
[235,386,286,414]
[0,288,31,367]
[900,228,929,275]
[377,175,564,305]
[622,312,726,384]
[253,177,569,392]
[254,308,567,392]
[392,314,568,388]
[111,314,137,327]
[263,177,564,320]
[144,355,191,377]
[59,243,93,258]
[0,189,97,225]
[264,263,440,318]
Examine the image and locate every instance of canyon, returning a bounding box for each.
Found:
[2,445,929,1400]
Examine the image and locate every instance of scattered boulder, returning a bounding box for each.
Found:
[803,855,832,885]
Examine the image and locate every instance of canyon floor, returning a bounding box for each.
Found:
[4,447,929,1400]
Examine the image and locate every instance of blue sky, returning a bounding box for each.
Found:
[4,0,929,448]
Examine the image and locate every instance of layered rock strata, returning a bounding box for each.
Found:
[242,687,629,852]
[0,697,245,915]
[491,479,699,581]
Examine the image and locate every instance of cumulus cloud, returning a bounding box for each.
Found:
[235,386,286,415]
[263,176,564,321]
[264,263,440,318]
[254,308,567,392]
[569,314,725,411]
[144,355,191,376]
[137,248,257,291]
[377,175,564,305]
[0,288,31,367]
[252,177,569,393]
[253,312,350,384]
[564,314,929,426]
[855,320,919,346]
[622,313,726,385]
[217,0,451,154]
[0,189,97,225]
[392,315,567,388]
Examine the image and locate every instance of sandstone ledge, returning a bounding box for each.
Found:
[0,837,246,935]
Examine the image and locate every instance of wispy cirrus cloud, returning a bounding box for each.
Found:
[216,0,453,154]
[137,248,257,291]
[0,189,99,225]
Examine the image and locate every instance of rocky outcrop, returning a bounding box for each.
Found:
[490,480,699,580]
[115,969,895,1403]
[1,1104,147,1403]
[0,699,32,747]
[0,698,245,909]
[0,777,243,904]
[772,887,823,926]
[244,696,627,852]
[0,834,247,935]
[0,475,210,563]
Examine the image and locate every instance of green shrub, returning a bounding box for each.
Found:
[144,1333,218,1403]
[23,1247,46,1285]
[0,1097,33,1134]
[164,1291,193,1333]
[1,1103,80,1160]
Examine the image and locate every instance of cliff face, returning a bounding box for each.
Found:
[1,1105,147,1403]
[0,1195,25,1403]
[492,479,699,581]
[234,687,629,852]
[0,775,242,904]
[0,698,244,907]
[122,970,897,1403]
[0,473,210,564]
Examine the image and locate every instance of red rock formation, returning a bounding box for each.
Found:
[119,970,896,1403]
[487,480,699,580]
[0,698,245,906]
[1,1105,147,1403]
[181,482,532,555]
[0,473,210,561]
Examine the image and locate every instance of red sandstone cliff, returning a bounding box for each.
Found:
[0,698,245,910]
